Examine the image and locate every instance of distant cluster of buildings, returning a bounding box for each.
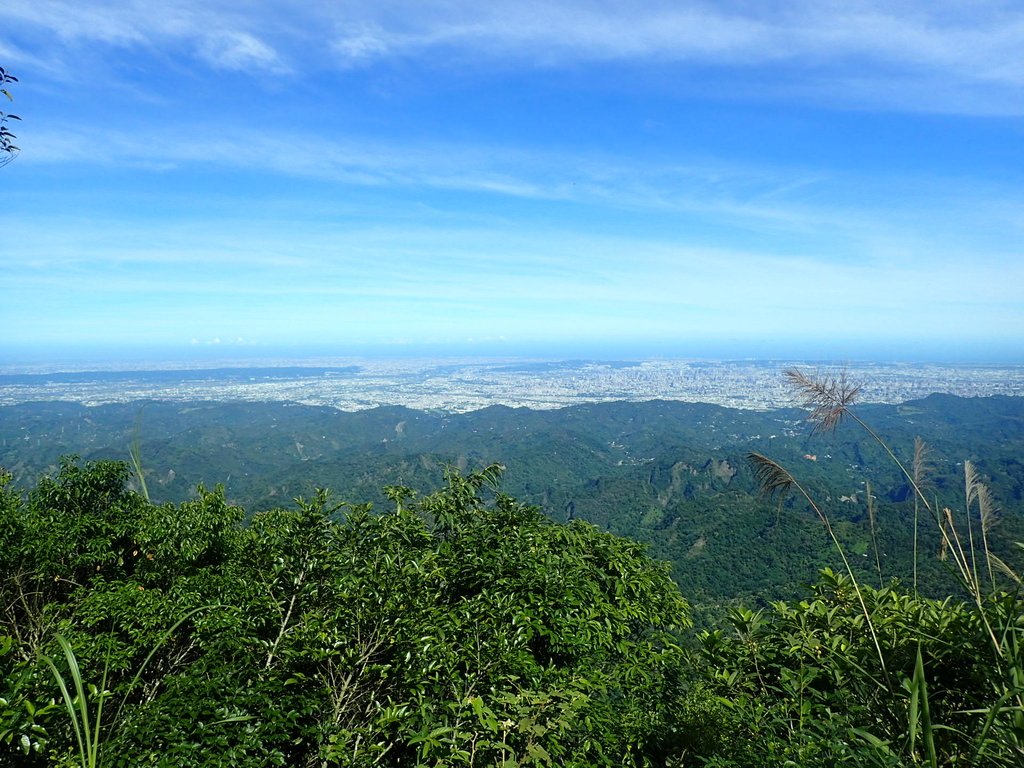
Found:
[0,358,1021,412]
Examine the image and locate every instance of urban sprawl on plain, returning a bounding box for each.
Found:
[1,358,1021,412]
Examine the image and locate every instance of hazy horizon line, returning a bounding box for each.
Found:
[3,339,1022,373]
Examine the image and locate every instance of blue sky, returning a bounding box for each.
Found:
[2,1,1023,363]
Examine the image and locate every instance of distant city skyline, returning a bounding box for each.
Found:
[2,2,1022,361]
[2,357,1021,412]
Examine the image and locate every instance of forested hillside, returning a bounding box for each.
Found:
[4,394,1022,612]
[2,437,1023,765]
[3,378,1024,764]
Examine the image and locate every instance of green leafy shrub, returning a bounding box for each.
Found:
[1,460,695,766]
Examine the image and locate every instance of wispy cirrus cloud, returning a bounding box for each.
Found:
[320,1,1024,112]
[197,30,288,73]
[324,1,1024,80]
[14,122,852,252]
[5,205,1021,348]
[3,2,1020,353]
[0,0,288,73]
[19,120,1024,270]
[3,1,1024,112]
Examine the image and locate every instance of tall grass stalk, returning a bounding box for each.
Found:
[785,368,1007,650]
[748,451,891,686]
[976,481,999,593]
[126,409,149,505]
[964,462,983,600]
[911,437,932,596]
[40,606,219,768]
[908,644,938,768]
[41,634,105,768]
[128,409,149,503]
[758,368,1024,764]
[866,480,883,588]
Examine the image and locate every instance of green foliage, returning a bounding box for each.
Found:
[696,570,1024,766]
[701,369,1024,767]
[0,459,695,766]
[40,634,108,768]
[1,632,54,762]
[2,381,1023,766]
[5,395,1021,614]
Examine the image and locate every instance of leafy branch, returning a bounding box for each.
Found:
[0,67,20,168]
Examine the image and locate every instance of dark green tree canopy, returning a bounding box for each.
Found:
[1,460,694,767]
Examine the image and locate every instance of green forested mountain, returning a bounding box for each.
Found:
[1,459,1022,766]
[3,395,1022,611]
[2,389,1024,766]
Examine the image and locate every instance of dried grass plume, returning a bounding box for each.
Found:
[785,367,861,434]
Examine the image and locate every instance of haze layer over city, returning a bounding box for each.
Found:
[1,357,1020,413]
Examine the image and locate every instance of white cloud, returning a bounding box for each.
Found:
[4,1,1024,111]
[1,0,147,45]
[0,0,288,75]
[316,1,1024,89]
[198,31,288,73]
[332,23,392,67]
[17,119,1024,282]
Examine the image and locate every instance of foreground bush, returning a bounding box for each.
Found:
[3,404,1022,767]
[0,460,693,767]
[697,569,1024,767]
